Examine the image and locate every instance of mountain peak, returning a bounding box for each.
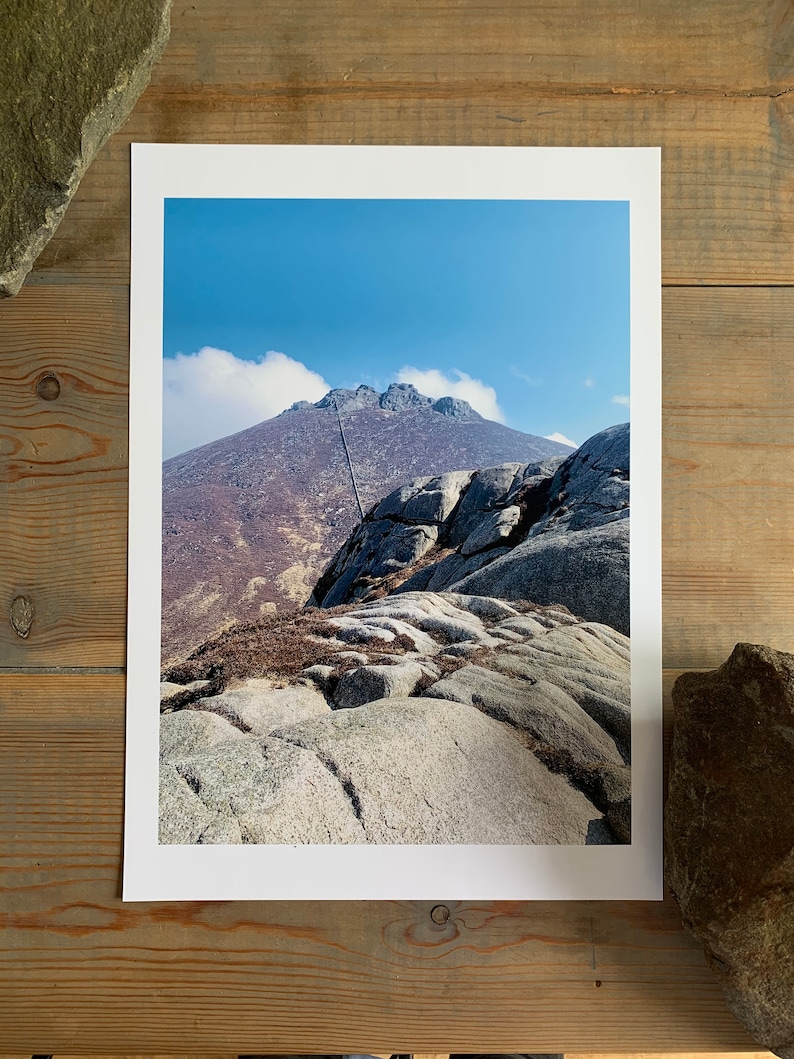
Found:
[286,382,481,420]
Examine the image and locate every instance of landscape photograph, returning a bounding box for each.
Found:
[156,193,633,848]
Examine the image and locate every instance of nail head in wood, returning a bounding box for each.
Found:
[430,904,450,925]
[10,595,34,638]
[35,372,61,400]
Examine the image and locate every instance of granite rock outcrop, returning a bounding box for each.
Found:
[159,591,631,846]
[310,423,629,635]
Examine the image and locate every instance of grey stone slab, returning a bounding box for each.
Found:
[1,0,171,296]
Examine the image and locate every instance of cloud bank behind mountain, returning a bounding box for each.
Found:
[395,366,506,424]
[163,348,330,457]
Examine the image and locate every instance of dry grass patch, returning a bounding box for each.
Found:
[161,604,425,690]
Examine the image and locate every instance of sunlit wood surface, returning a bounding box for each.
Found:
[2,0,792,1052]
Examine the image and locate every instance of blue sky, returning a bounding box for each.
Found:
[162,197,629,457]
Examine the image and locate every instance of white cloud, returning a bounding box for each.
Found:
[395,366,506,423]
[163,347,329,458]
[544,432,578,449]
[612,393,630,407]
[584,376,596,388]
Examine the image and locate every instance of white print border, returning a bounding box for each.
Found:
[124,144,662,901]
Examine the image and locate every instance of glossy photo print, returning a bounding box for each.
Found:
[124,145,662,900]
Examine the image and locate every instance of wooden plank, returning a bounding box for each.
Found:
[0,285,128,668]
[29,92,794,289]
[0,1055,772,1059]
[662,287,794,668]
[0,674,754,1053]
[19,0,794,288]
[147,0,794,92]
[569,1054,774,1059]
[2,285,793,672]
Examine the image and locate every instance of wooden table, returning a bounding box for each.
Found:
[2,0,793,1052]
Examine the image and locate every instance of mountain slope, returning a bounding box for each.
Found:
[161,384,570,663]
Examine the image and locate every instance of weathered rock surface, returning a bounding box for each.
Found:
[425,664,625,772]
[666,643,794,1059]
[193,677,330,735]
[166,737,367,844]
[333,662,425,709]
[160,590,631,845]
[273,697,604,844]
[312,382,484,418]
[310,423,629,635]
[160,678,211,708]
[160,709,246,762]
[1,0,171,297]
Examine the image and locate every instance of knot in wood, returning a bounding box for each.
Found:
[35,372,61,400]
[430,904,450,925]
[10,595,34,638]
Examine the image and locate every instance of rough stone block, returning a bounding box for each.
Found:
[666,643,794,1059]
[1,0,171,296]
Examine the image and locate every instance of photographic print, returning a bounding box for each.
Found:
[124,145,661,900]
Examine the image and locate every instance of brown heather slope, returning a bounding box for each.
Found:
[161,385,570,664]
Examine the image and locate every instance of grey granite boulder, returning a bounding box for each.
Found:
[166,737,367,844]
[666,643,794,1059]
[593,764,632,843]
[1,0,171,296]
[159,763,215,845]
[448,462,526,545]
[432,395,479,418]
[274,697,605,844]
[453,518,630,634]
[400,546,511,594]
[487,623,631,757]
[378,382,433,411]
[442,593,520,621]
[333,662,425,709]
[348,592,500,646]
[300,664,337,692]
[402,470,473,523]
[315,385,381,412]
[160,678,211,707]
[545,420,629,531]
[160,709,246,762]
[327,611,438,653]
[460,505,521,556]
[193,677,330,735]
[447,423,630,635]
[310,425,630,635]
[372,478,433,519]
[425,664,624,771]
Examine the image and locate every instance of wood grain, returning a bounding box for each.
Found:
[22,0,794,287]
[149,0,794,92]
[0,673,748,1053]
[662,287,794,668]
[570,1054,775,1059]
[0,285,128,668]
[29,94,794,289]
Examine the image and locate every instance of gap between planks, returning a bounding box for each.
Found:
[0,1052,775,1059]
[0,666,126,675]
